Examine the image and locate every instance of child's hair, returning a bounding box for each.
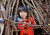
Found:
[18,6,29,18]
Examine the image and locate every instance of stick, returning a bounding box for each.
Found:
[31,11,37,25]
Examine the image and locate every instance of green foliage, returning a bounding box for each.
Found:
[0,0,3,2]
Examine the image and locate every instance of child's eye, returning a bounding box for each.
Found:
[24,12,26,13]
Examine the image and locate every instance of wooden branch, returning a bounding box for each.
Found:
[11,0,16,20]
[31,11,37,25]
[22,0,26,6]
[14,0,19,22]
[11,28,13,35]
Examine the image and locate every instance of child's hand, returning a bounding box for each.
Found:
[27,25,30,28]
[22,24,25,26]
[35,26,37,28]
[22,22,26,26]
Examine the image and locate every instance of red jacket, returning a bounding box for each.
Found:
[17,17,37,35]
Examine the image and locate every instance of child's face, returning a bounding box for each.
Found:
[20,11,27,19]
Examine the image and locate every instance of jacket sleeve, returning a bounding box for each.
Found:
[18,24,24,30]
[28,17,37,29]
[30,17,37,25]
[17,21,24,30]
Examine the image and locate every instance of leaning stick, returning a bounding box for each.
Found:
[22,0,26,6]
[31,11,37,25]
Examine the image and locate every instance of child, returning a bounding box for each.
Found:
[17,6,37,35]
